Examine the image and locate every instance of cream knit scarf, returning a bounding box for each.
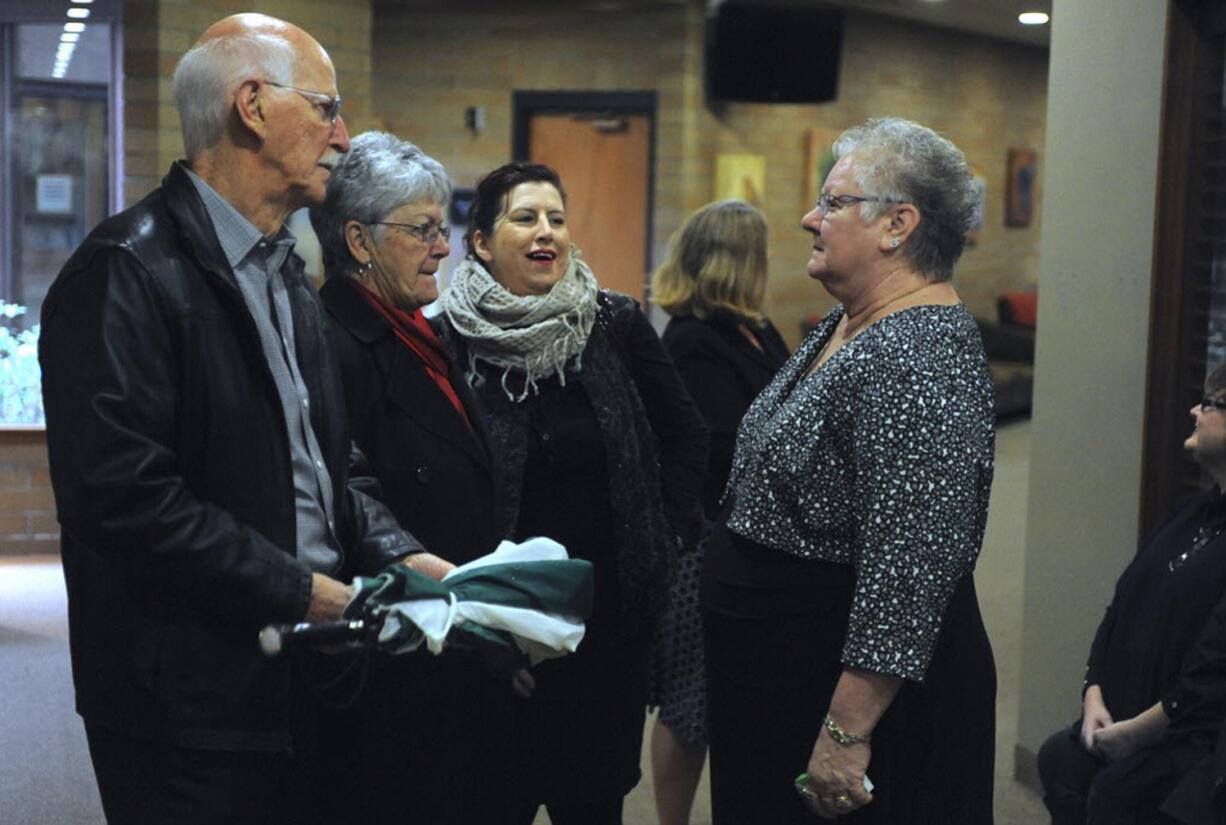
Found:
[439,253,598,402]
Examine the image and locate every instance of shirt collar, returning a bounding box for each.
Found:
[184,166,297,271]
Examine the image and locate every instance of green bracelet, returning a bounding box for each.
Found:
[824,713,871,746]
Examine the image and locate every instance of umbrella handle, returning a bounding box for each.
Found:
[258,617,376,657]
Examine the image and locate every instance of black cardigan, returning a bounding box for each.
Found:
[441,291,708,631]
[661,313,789,518]
[1086,488,1226,735]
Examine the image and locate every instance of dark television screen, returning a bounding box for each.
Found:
[706,3,843,104]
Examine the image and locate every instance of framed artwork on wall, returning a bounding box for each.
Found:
[1006,149,1038,227]
[714,153,766,205]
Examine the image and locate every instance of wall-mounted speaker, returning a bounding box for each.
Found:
[705,3,844,105]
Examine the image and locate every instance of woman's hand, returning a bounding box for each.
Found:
[801,726,874,818]
[402,552,456,581]
[1090,701,1169,763]
[1092,718,1141,762]
[1080,684,1114,751]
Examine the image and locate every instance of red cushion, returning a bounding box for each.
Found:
[999,292,1038,328]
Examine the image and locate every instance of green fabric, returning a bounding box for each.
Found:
[345,557,594,658]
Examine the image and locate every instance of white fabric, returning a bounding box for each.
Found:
[377,537,588,664]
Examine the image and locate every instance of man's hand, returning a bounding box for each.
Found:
[305,573,354,623]
[402,552,456,581]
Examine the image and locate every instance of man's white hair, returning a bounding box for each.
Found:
[172,32,296,160]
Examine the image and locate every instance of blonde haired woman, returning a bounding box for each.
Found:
[649,199,789,825]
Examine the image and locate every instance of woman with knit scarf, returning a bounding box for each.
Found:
[309,132,512,825]
[438,162,708,825]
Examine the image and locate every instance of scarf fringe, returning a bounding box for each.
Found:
[440,254,599,402]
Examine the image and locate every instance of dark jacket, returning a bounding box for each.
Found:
[1161,587,1226,824]
[317,275,510,825]
[38,162,421,752]
[441,291,708,632]
[319,276,501,563]
[661,313,789,518]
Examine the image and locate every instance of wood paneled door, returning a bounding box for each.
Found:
[513,92,656,304]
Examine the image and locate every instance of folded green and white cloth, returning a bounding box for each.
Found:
[345,537,594,665]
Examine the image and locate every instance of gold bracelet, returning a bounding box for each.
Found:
[824,714,871,746]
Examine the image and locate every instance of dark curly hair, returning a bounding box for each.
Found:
[463,162,567,264]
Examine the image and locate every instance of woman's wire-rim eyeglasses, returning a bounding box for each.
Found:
[369,221,451,245]
[813,193,906,215]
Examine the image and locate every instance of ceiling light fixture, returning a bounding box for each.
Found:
[66,7,90,19]
[63,22,85,33]
[60,32,80,43]
[1018,12,1049,25]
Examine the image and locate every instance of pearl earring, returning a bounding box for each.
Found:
[889,237,901,249]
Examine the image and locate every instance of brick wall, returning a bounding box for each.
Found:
[372,4,1048,346]
[1,0,1048,554]
[0,430,57,556]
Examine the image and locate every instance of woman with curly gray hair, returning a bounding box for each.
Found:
[701,117,996,824]
[309,132,511,825]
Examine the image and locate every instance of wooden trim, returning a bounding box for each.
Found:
[0,426,46,446]
[1140,0,1219,539]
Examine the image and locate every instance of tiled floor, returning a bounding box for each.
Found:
[1,421,1044,825]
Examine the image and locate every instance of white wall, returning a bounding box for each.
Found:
[1015,0,1170,772]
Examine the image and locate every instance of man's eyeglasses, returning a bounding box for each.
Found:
[370,221,451,245]
[1201,396,1226,413]
[814,193,905,215]
[264,81,342,124]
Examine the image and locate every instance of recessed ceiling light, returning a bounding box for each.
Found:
[66,7,90,19]
[60,32,80,43]
[63,22,85,33]
[72,0,95,4]
[1018,12,1049,25]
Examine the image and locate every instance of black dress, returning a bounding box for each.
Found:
[318,276,510,825]
[702,304,997,825]
[652,313,788,746]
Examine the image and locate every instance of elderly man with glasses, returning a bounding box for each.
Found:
[38,13,451,824]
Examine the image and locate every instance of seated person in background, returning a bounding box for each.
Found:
[647,199,789,825]
[1038,363,1226,825]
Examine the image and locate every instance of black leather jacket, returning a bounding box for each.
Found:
[39,162,422,751]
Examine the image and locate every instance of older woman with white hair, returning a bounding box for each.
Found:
[701,117,996,824]
[309,132,510,825]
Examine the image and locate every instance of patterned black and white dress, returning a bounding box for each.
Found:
[702,303,998,825]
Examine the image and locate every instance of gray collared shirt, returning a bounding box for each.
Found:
[186,168,340,573]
